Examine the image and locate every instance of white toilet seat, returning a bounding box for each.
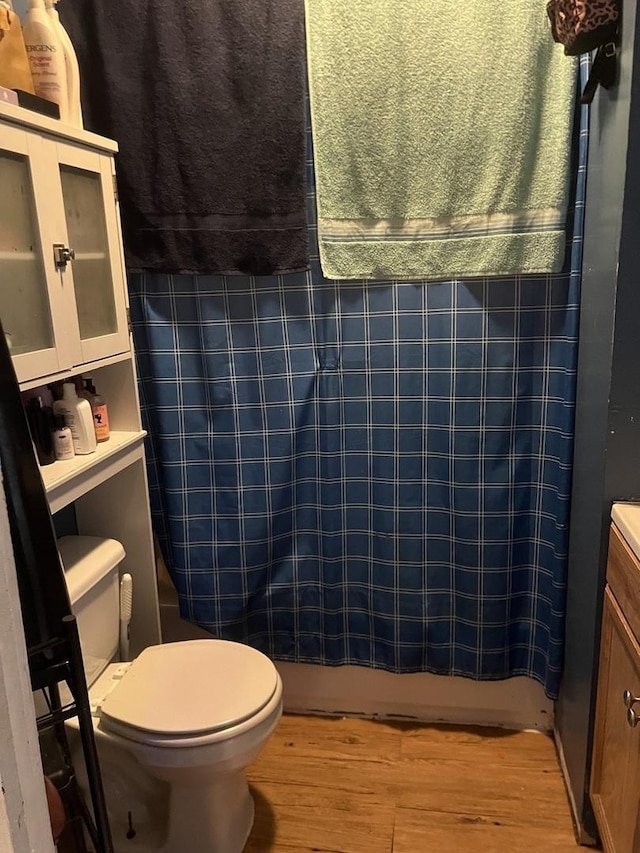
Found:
[97,639,280,748]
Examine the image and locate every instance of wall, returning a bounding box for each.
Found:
[557,0,640,839]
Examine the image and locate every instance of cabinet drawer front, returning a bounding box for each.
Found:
[608,525,640,645]
[591,588,640,853]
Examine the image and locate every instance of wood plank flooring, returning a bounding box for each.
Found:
[244,715,584,853]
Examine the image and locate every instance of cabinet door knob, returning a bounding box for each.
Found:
[627,707,640,729]
[623,690,640,710]
[53,244,76,269]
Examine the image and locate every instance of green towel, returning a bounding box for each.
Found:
[305,1,577,281]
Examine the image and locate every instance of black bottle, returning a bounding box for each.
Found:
[25,396,55,466]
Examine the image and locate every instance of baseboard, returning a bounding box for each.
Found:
[276,661,554,731]
[161,600,554,731]
[554,729,599,847]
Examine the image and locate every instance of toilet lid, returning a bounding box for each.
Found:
[99,640,278,737]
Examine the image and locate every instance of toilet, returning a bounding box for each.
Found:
[58,535,283,853]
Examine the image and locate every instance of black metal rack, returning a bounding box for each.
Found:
[0,323,113,853]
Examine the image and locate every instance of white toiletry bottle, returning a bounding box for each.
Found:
[44,0,82,127]
[53,382,96,454]
[22,0,68,120]
[52,413,74,460]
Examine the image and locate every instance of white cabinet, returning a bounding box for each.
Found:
[0,107,129,386]
[0,102,160,655]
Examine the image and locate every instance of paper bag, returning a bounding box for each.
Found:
[0,5,35,94]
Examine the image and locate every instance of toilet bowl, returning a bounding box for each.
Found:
[69,641,283,853]
[59,536,283,853]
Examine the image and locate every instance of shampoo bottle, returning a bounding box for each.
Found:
[44,0,82,127]
[22,0,68,120]
[53,382,96,454]
[84,377,110,442]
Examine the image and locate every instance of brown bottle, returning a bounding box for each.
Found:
[84,377,110,442]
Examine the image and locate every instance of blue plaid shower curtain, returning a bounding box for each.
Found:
[129,71,588,699]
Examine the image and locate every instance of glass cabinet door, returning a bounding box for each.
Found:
[0,151,52,354]
[56,142,130,365]
[0,125,77,383]
[60,165,117,339]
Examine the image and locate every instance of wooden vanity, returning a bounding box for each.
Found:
[591,503,640,853]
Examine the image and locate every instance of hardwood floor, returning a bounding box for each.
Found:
[244,715,584,853]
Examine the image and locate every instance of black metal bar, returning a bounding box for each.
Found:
[55,774,91,853]
[0,320,114,852]
[62,615,114,853]
[37,664,105,852]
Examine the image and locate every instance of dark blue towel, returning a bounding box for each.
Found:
[60,0,308,276]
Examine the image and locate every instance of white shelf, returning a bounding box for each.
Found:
[0,100,118,153]
[42,429,147,513]
[19,349,131,392]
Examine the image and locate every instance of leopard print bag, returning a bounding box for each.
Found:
[546,0,621,103]
[547,0,620,55]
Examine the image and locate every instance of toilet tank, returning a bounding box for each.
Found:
[57,536,126,688]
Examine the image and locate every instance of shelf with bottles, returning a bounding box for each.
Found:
[22,359,147,513]
[42,429,146,513]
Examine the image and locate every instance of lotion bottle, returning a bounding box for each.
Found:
[53,382,96,454]
[52,413,74,460]
[44,0,82,127]
[22,0,68,120]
